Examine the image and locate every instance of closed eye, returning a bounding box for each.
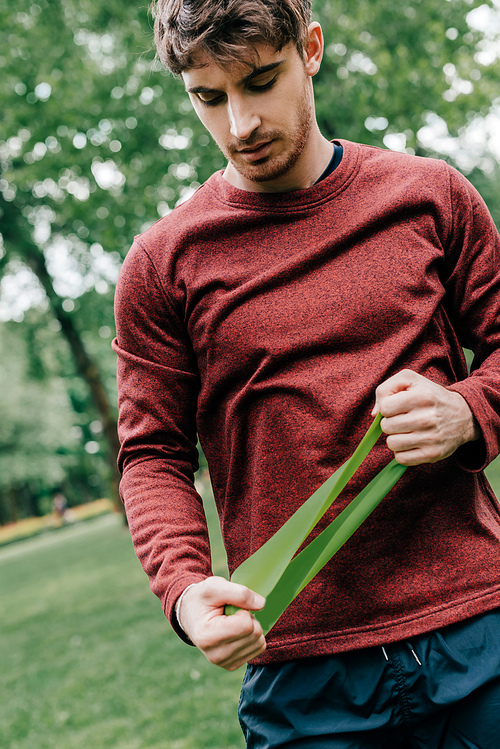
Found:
[197,92,225,107]
[189,60,283,107]
[196,75,278,107]
[248,74,278,92]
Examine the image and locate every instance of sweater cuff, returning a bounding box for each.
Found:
[452,435,487,473]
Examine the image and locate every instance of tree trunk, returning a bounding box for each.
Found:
[1,197,124,514]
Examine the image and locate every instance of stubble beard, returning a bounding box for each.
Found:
[224,85,314,184]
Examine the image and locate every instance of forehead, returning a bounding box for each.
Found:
[181,43,291,90]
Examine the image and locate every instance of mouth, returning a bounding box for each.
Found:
[237,140,274,162]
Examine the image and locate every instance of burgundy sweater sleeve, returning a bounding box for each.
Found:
[113,240,211,636]
[442,167,500,470]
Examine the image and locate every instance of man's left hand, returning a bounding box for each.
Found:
[372,369,480,466]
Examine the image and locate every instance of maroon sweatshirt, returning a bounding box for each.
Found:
[114,140,500,664]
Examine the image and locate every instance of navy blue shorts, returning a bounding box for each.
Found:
[238,608,500,748]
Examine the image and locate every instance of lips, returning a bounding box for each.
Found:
[237,140,273,162]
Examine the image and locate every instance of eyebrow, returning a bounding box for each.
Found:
[185,60,284,95]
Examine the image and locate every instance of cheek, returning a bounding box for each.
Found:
[272,86,304,122]
[194,108,228,144]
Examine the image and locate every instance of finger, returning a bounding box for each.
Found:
[391,446,443,466]
[372,371,423,416]
[375,369,420,401]
[196,610,254,646]
[378,383,438,420]
[218,609,264,641]
[213,626,266,664]
[392,448,425,466]
[204,617,266,670]
[214,629,267,671]
[378,392,414,419]
[195,608,263,652]
[387,429,455,465]
[385,431,423,454]
[374,374,415,417]
[381,407,436,435]
[221,637,267,671]
[200,577,266,612]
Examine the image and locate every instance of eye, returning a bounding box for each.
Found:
[249,74,278,92]
[197,92,225,107]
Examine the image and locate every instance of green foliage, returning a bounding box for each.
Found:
[1,0,498,274]
[0,0,499,522]
[0,319,111,521]
[313,0,500,225]
[0,517,244,748]
[314,0,500,149]
[0,0,222,268]
[467,162,500,228]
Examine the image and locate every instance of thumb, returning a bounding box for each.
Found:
[202,577,266,611]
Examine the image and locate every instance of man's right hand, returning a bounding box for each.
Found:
[177,576,267,671]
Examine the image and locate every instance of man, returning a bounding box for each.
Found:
[113,1,500,746]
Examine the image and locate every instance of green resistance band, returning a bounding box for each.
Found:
[225,413,407,635]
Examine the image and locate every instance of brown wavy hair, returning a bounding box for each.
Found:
[151,0,312,75]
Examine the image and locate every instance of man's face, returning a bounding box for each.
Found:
[181,40,318,192]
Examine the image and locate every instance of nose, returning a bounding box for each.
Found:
[228,96,261,141]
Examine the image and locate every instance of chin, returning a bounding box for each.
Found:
[234,154,301,184]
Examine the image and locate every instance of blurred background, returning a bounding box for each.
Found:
[1,0,499,747]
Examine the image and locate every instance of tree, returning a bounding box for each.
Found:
[0,0,222,512]
[0,0,499,520]
[314,0,500,153]
[0,319,111,523]
[313,0,500,224]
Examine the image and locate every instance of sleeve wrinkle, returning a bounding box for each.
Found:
[114,341,199,380]
[133,237,184,323]
[115,238,199,377]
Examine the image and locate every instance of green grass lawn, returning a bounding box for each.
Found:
[0,513,244,749]
[2,462,500,749]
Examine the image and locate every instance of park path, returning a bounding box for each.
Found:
[0,513,120,563]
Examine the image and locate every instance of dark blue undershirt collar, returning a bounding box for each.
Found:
[315,142,343,183]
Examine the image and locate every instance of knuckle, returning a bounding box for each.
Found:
[195,626,222,652]
[385,434,397,450]
[380,416,391,433]
[238,614,256,636]
[417,391,435,409]
[253,619,264,637]
[208,652,228,667]
[402,368,418,380]
[234,583,251,602]
[195,633,213,651]
[419,412,436,431]
[198,577,215,598]
[256,636,267,654]
[200,575,229,602]
[204,575,222,591]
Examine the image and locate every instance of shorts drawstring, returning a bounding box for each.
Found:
[407,642,422,666]
[381,642,422,666]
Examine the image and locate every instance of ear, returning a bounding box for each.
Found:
[303,22,324,77]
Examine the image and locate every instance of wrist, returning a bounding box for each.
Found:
[452,391,480,446]
[468,416,481,444]
[175,583,198,634]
